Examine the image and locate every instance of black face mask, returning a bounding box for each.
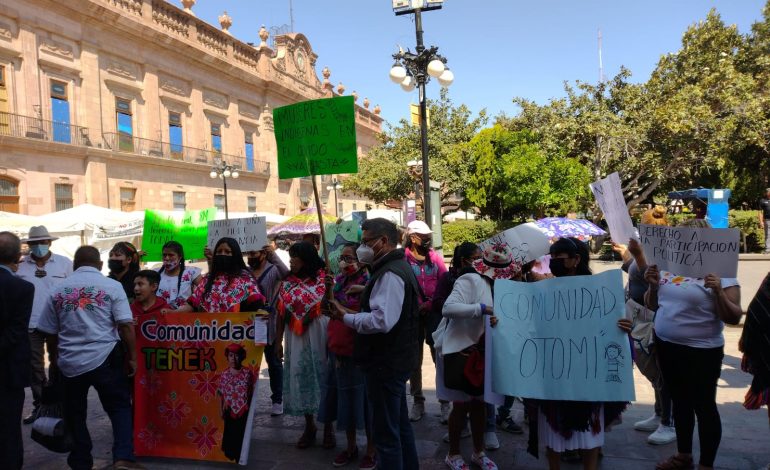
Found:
[108,259,125,273]
[213,254,240,274]
[549,258,572,277]
[247,256,262,270]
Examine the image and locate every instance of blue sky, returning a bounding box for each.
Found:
[190,0,766,126]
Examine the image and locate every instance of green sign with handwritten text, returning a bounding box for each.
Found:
[141,208,217,261]
[273,96,358,179]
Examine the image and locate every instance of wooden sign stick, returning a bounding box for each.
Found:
[310,176,334,301]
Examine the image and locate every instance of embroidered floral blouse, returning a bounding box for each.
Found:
[218,367,254,419]
[188,270,265,313]
[277,269,326,336]
[157,266,202,309]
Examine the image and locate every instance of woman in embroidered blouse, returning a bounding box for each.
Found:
[276,241,328,449]
[170,237,264,313]
[156,241,202,309]
[218,343,255,462]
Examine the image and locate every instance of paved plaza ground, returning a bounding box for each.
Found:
[20,259,770,469]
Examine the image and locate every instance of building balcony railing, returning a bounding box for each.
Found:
[0,111,95,147]
[101,132,271,176]
[0,111,271,177]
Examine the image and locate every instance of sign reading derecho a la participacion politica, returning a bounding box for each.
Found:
[490,270,635,402]
[638,223,740,278]
[134,312,265,465]
[272,95,357,179]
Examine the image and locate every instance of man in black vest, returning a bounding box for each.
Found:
[329,218,421,470]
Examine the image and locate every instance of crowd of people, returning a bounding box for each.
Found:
[0,207,769,470]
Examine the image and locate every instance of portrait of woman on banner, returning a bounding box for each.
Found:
[217,343,255,462]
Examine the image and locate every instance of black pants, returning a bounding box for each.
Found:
[657,339,724,467]
[0,386,25,469]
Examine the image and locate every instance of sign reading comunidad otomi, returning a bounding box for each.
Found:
[272,96,358,179]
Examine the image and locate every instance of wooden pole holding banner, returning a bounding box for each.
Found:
[310,176,334,301]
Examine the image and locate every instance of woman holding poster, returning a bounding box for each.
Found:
[171,238,264,313]
[276,241,329,449]
[646,219,742,470]
[217,343,254,462]
[437,243,517,470]
[528,237,630,470]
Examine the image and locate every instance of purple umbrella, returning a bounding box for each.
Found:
[267,206,338,236]
[534,217,607,241]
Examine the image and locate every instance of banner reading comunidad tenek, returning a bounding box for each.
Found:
[134,312,265,465]
[272,96,358,179]
[142,208,217,261]
[491,270,635,402]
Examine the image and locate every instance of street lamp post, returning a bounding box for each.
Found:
[389,0,453,228]
[326,178,343,217]
[209,160,240,219]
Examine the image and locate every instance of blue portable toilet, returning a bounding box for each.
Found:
[667,188,731,228]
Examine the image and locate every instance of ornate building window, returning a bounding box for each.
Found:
[247,196,256,213]
[172,191,186,211]
[169,111,183,156]
[0,176,19,213]
[51,80,71,144]
[54,183,73,211]
[116,97,133,151]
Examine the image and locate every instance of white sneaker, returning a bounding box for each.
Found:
[483,431,500,451]
[270,402,284,416]
[444,454,470,470]
[440,402,451,424]
[647,424,676,445]
[471,451,498,470]
[409,402,425,422]
[633,414,659,432]
[442,425,471,443]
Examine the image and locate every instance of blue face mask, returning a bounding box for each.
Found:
[30,245,50,258]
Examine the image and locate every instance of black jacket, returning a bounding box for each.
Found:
[0,267,34,389]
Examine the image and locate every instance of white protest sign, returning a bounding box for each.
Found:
[638,223,740,278]
[207,216,267,252]
[479,223,550,264]
[589,172,637,243]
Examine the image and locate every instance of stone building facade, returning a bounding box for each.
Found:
[0,0,383,216]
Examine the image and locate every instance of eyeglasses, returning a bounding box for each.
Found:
[338,255,356,263]
[360,236,380,246]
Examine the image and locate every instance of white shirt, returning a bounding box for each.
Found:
[654,270,740,348]
[157,265,201,309]
[343,272,405,334]
[37,266,133,377]
[441,273,491,354]
[16,253,73,329]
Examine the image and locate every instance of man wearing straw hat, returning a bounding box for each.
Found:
[17,226,72,424]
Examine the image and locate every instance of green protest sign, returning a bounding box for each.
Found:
[273,96,358,179]
[142,208,217,261]
[323,220,361,274]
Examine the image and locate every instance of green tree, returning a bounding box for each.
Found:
[466,125,592,219]
[343,89,487,207]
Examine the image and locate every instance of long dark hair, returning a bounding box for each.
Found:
[159,240,185,295]
[549,237,592,276]
[289,241,325,279]
[204,237,250,297]
[450,241,479,276]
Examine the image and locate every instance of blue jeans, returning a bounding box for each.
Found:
[264,341,284,404]
[63,346,133,470]
[365,368,419,470]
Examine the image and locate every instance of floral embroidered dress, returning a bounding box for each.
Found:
[218,367,254,419]
[188,270,265,313]
[278,270,329,416]
[157,266,202,309]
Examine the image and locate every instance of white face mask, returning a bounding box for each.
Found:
[356,240,379,265]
